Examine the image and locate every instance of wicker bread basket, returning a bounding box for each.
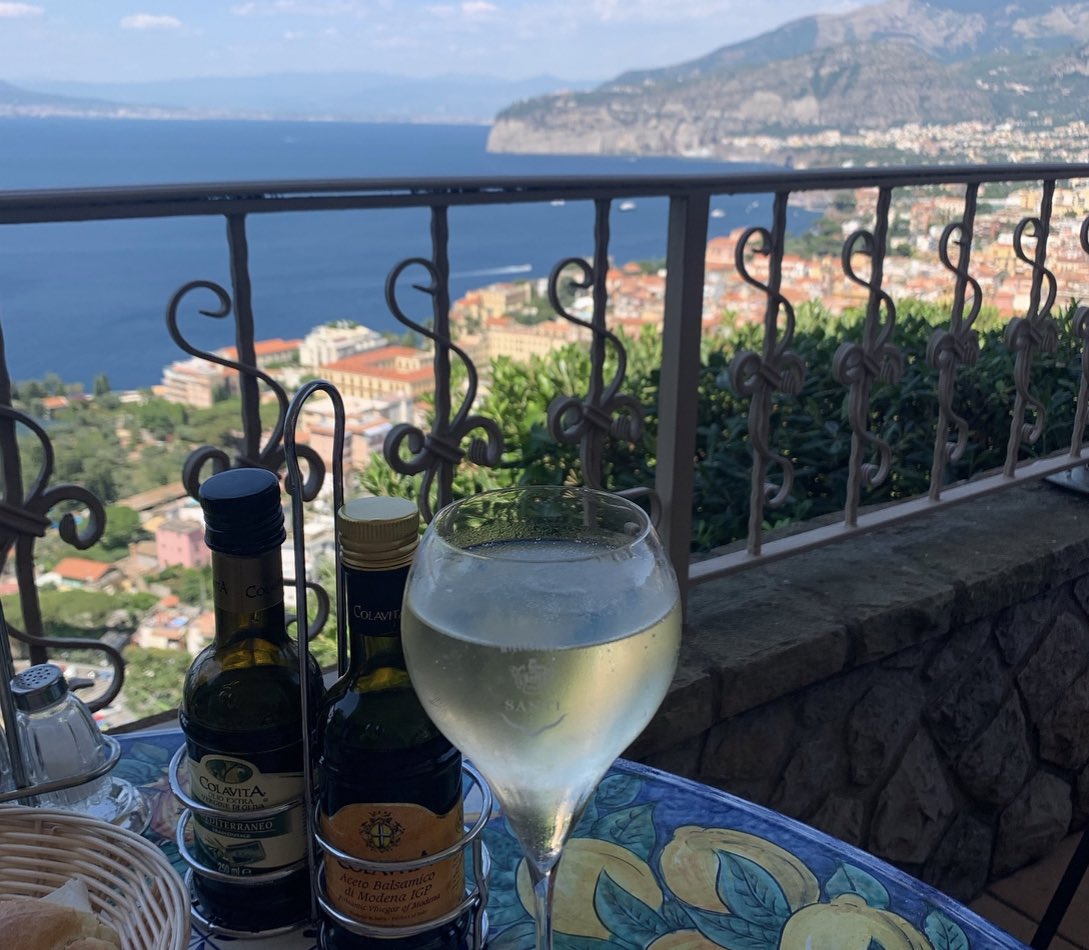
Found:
[0,805,190,950]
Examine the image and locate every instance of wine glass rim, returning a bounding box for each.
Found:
[429,485,652,561]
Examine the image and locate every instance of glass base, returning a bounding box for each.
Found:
[38,774,151,834]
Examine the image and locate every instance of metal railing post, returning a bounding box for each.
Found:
[657,191,709,616]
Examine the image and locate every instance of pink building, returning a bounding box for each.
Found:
[156,520,210,570]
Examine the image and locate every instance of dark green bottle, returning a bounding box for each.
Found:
[179,467,324,933]
[318,497,468,950]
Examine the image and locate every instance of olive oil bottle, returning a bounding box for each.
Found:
[179,467,324,932]
[318,496,468,950]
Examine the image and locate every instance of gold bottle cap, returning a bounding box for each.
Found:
[337,496,419,570]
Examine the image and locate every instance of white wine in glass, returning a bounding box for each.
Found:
[402,486,681,950]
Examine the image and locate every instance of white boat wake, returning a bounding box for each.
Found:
[451,264,534,278]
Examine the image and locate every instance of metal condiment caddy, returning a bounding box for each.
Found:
[168,380,492,946]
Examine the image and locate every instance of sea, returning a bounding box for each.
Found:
[0,118,812,390]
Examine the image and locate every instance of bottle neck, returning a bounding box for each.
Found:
[210,548,289,647]
[341,557,412,673]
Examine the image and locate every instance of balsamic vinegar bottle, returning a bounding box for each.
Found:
[318,496,468,950]
[179,467,324,933]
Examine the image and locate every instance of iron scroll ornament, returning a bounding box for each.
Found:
[544,256,657,519]
[928,214,982,469]
[1070,216,1089,453]
[832,226,904,494]
[382,257,504,523]
[726,223,806,511]
[0,341,120,709]
[1003,211,1059,456]
[166,279,325,501]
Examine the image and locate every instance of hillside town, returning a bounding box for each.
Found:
[26,178,1089,724]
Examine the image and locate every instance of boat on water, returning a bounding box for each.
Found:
[710,208,726,219]
[618,200,637,212]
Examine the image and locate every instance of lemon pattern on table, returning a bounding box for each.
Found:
[482,772,974,950]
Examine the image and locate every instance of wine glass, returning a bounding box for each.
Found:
[401,485,682,950]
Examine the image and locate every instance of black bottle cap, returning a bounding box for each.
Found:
[11,663,69,712]
[199,467,286,555]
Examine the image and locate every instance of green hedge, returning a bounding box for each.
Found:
[359,299,1084,554]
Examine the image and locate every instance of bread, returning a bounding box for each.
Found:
[0,879,122,950]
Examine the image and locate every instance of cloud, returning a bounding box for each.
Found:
[425,1,496,19]
[0,3,43,16]
[585,0,768,22]
[120,13,184,30]
[230,0,356,15]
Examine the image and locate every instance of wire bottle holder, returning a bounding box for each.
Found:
[168,379,492,945]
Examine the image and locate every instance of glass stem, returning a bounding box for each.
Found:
[528,858,559,950]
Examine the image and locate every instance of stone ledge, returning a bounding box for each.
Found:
[637,480,1089,755]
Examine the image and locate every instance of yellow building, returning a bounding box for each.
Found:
[322,345,434,401]
[485,318,590,364]
[477,282,533,320]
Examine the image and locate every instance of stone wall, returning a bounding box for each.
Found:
[628,480,1089,902]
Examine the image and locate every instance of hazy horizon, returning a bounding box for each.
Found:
[1,1,868,86]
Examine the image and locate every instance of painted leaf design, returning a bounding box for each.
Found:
[591,803,657,859]
[925,910,970,950]
[825,863,891,910]
[488,921,537,949]
[687,905,781,950]
[486,875,531,930]
[715,851,790,930]
[555,933,625,949]
[593,870,671,945]
[596,773,643,810]
[662,899,696,932]
[574,802,599,837]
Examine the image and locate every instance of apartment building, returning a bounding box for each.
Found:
[298,322,385,369]
[322,345,434,402]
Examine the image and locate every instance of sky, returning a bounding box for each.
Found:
[0,0,870,85]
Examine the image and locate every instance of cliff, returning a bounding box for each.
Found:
[488,0,1089,161]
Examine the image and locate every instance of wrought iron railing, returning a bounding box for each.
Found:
[2,162,1089,667]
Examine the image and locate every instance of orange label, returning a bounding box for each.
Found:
[321,801,465,927]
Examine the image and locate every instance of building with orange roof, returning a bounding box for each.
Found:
[160,357,229,409]
[322,345,435,402]
[216,338,301,367]
[40,395,70,416]
[160,339,300,409]
[48,557,121,590]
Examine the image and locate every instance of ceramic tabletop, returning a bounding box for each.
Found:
[115,728,1027,950]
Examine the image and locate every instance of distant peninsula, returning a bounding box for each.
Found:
[487,0,1089,167]
[0,73,594,126]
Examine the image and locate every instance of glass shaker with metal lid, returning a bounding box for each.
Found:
[12,662,150,831]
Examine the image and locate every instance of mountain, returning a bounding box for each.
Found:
[16,73,594,124]
[487,0,1089,161]
[0,80,137,116]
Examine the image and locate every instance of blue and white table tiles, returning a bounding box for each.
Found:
[118,730,1027,950]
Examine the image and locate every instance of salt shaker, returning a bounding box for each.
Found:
[12,663,149,831]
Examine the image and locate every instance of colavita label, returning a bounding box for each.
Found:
[189,752,306,875]
[321,801,465,926]
[211,550,283,614]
